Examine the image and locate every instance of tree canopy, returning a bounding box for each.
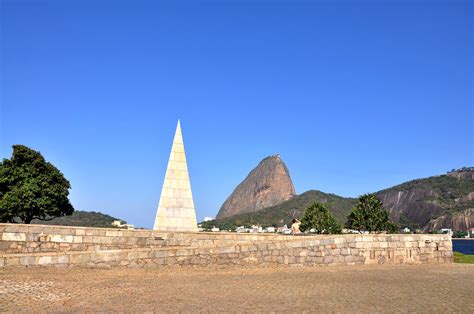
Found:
[0,145,74,224]
[345,193,398,233]
[300,202,342,234]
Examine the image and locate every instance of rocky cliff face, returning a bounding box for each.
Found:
[216,155,295,219]
[425,209,473,231]
[377,189,446,228]
[376,170,474,231]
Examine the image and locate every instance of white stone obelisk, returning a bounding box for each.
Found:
[153,120,198,232]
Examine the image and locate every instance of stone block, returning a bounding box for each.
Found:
[75,228,85,236]
[267,243,276,250]
[71,253,91,264]
[0,241,10,251]
[50,235,74,243]
[176,249,192,256]
[298,250,308,257]
[84,229,95,236]
[128,251,150,260]
[20,256,36,266]
[58,255,69,264]
[5,257,21,266]
[323,256,333,264]
[2,232,26,242]
[81,236,93,243]
[344,255,355,263]
[105,230,121,237]
[4,225,20,232]
[37,256,52,265]
[340,248,350,256]
[219,246,236,254]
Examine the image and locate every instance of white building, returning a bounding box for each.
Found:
[111,220,134,229]
[250,225,263,233]
[440,228,453,235]
[236,226,250,233]
[278,225,291,234]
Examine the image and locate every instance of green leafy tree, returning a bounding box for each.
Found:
[345,193,398,233]
[300,202,342,234]
[0,145,74,224]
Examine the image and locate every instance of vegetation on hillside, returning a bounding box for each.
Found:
[0,145,74,224]
[202,190,357,230]
[31,210,126,228]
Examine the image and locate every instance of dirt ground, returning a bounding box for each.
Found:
[1,264,473,312]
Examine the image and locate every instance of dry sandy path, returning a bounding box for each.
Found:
[1,264,473,312]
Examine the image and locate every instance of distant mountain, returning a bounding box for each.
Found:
[208,168,474,231]
[31,210,126,228]
[377,169,474,231]
[216,155,295,219]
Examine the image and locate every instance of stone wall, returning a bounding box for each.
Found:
[0,223,452,268]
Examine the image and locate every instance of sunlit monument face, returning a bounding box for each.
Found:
[153,120,198,232]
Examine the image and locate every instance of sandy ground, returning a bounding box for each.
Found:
[1,264,473,312]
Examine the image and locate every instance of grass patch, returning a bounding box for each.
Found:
[453,252,474,264]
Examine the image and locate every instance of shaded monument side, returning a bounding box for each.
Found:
[154,120,198,232]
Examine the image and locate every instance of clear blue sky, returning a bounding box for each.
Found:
[1,0,472,228]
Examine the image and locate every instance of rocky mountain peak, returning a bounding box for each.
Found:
[216,155,295,219]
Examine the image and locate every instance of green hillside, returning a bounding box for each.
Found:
[204,169,474,231]
[31,210,126,228]
[203,190,357,230]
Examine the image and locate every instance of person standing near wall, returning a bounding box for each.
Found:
[291,219,301,235]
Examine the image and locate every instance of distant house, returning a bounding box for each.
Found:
[250,225,263,233]
[278,225,291,234]
[342,229,368,234]
[111,220,134,229]
[440,228,453,235]
[235,226,249,233]
[265,227,276,233]
[211,227,220,232]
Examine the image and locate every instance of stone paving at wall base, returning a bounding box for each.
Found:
[1,264,473,312]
